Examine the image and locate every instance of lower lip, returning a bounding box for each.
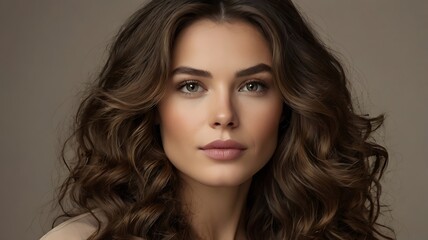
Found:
[201,149,245,161]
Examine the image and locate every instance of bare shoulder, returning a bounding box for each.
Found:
[40,209,105,240]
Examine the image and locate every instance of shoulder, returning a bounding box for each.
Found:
[40,209,106,240]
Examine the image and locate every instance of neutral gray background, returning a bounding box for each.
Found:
[1,1,427,239]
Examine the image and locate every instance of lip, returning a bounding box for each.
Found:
[199,140,246,161]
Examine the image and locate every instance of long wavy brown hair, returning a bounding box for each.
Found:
[55,0,394,239]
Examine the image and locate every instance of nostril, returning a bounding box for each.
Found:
[212,121,236,128]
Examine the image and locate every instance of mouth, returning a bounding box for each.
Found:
[199,139,247,161]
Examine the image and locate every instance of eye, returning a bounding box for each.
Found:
[177,80,205,94]
[239,80,267,93]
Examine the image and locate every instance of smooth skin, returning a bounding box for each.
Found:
[158,19,283,240]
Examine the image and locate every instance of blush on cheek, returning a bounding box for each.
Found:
[247,102,282,129]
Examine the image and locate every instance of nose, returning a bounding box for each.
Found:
[210,91,239,129]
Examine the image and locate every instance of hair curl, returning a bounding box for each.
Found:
[55,0,394,239]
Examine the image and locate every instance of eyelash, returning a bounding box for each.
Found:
[176,79,269,96]
[239,80,268,94]
[177,80,204,95]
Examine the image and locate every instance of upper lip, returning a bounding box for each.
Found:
[200,139,247,150]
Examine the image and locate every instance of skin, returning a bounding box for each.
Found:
[158,19,283,240]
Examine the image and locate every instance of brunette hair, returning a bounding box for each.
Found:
[55,0,394,239]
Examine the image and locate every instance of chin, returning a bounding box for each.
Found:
[202,179,249,188]
[190,170,255,188]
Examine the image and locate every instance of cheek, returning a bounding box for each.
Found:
[243,99,282,136]
[240,98,283,154]
[158,98,204,147]
[253,107,281,128]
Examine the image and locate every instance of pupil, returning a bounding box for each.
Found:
[187,84,196,91]
[248,83,256,91]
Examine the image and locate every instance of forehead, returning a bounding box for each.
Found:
[171,19,272,70]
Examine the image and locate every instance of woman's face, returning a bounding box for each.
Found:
[158,19,283,187]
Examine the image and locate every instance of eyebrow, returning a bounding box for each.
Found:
[171,63,272,78]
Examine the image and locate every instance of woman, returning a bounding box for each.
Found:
[42,0,394,239]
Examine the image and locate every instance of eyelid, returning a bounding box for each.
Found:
[238,79,269,93]
[176,80,206,95]
[175,78,269,95]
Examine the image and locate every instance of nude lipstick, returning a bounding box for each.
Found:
[199,139,246,161]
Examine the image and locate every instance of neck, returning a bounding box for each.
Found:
[180,176,251,240]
